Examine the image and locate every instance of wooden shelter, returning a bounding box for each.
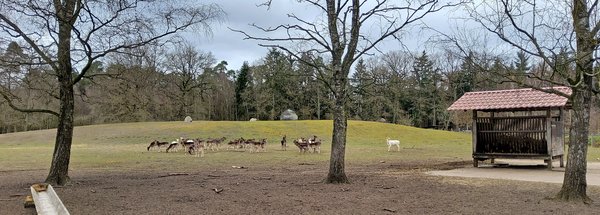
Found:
[448,87,572,169]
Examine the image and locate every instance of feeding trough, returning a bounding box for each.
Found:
[448,87,571,169]
[29,183,69,215]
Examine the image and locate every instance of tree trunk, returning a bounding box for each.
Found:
[317,89,321,120]
[179,91,187,119]
[323,0,359,183]
[555,0,594,202]
[326,95,349,183]
[45,76,74,186]
[556,84,592,202]
[45,11,75,186]
[208,98,211,120]
[433,100,437,128]
[326,75,349,184]
[271,93,275,120]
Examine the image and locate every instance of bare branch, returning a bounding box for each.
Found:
[0,87,59,116]
[0,13,58,71]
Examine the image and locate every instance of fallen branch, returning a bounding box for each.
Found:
[383,208,397,213]
[252,177,272,180]
[298,163,316,165]
[158,173,190,178]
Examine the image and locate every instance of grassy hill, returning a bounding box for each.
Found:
[0,120,544,171]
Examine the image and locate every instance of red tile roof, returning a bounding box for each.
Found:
[447,87,571,111]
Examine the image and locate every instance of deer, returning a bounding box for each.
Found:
[187,139,205,157]
[207,137,226,151]
[308,136,322,154]
[147,140,169,151]
[250,138,267,153]
[280,135,287,151]
[294,138,309,153]
[386,137,400,152]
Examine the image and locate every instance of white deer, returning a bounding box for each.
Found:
[386,138,400,152]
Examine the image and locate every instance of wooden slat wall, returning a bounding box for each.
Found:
[475,117,548,154]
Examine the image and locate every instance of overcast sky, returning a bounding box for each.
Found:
[189,0,460,71]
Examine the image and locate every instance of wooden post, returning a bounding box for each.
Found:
[472,110,478,167]
[559,108,565,168]
[560,156,564,168]
[546,110,553,170]
[489,112,495,165]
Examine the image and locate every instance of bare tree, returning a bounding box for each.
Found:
[165,43,216,119]
[234,0,459,183]
[0,0,223,185]
[446,0,599,203]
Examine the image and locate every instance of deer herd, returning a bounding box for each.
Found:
[147,135,401,158]
[146,135,325,157]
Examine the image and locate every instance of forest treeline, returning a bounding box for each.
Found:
[2,42,600,134]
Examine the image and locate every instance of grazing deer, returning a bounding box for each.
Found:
[250,138,267,153]
[227,138,245,150]
[188,139,205,157]
[294,138,309,153]
[165,142,179,153]
[147,140,158,151]
[147,140,169,151]
[179,138,196,151]
[207,137,226,151]
[243,138,255,151]
[226,140,239,150]
[164,138,183,153]
[386,137,400,151]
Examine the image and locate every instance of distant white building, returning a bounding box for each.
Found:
[184,116,193,123]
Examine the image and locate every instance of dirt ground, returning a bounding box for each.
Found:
[2,161,600,215]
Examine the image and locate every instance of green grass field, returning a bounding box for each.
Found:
[0,120,598,172]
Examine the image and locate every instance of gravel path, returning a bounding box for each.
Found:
[428,160,600,186]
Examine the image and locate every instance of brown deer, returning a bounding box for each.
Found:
[250,138,267,153]
[187,139,205,157]
[147,140,169,151]
[207,137,226,151]
[293,138,309,153]
[308,136,322,154]
[280,135,287,151]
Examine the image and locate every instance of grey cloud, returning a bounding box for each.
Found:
[187,1,457,71]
